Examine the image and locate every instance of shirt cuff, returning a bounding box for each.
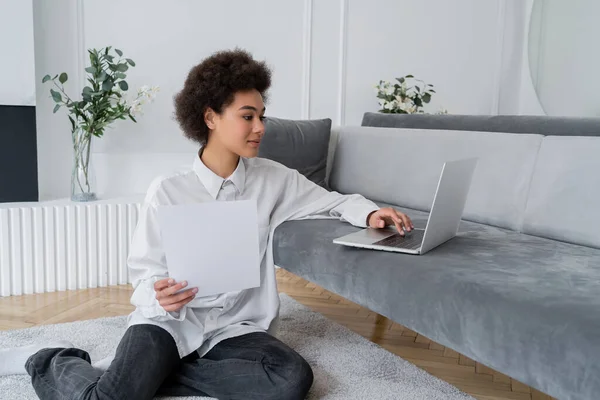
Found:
[341,203,380,228]
[130,277,187,322]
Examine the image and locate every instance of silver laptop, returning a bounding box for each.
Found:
[333,157,478,255]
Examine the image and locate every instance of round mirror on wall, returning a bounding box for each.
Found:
[528,0,600,117]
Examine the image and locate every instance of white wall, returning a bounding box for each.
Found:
[497,0,527,115]
[33,0,82,201]
[527,0,600,117]
[517,0,547,116]
[344,1,504,121]
[33,0,527,201]
[0,0,36,106]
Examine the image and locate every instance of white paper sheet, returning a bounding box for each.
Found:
[156,200,261,297]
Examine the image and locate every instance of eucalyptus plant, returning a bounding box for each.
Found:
[42,46,158,201]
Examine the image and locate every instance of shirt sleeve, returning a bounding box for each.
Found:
[128,200,187,322]
[272,168,380,227]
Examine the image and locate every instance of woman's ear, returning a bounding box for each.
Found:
[204,108,217,130]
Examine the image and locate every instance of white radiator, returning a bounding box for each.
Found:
[0,199,142,297]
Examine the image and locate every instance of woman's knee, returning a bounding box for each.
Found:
[291,356,314,398]
[120,324,177,354]
[271,353,314,400]
[98,324,180,399]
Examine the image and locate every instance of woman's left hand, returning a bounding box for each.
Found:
[367,207,414,235]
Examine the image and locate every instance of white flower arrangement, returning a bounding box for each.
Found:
[128,85,160,116]
[375,74,447,115]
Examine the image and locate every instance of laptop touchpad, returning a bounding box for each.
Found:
[362,228,397,241]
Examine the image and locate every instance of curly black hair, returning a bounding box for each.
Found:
[173,48,272,145]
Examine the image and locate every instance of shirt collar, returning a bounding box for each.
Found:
[193,149,246,199]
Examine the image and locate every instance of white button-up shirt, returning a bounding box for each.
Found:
[126,152,379,358]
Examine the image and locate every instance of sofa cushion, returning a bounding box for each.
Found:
[523,136,600,249]
[361,112,600,137]
[258,117,332,187]
[328,126,543,231]
[273,203,600,400]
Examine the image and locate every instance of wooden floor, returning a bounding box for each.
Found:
[0,269,555,400]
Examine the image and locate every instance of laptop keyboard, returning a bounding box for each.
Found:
[373,230,424,250]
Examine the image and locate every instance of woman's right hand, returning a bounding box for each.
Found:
[154,278,198,313]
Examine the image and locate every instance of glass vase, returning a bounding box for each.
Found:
[71,128,97,202]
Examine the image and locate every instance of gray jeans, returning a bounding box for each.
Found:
[25,324,313,400]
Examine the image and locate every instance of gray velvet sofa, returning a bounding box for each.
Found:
[272,113,600,400]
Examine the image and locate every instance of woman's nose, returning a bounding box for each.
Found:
[254,120,265,134]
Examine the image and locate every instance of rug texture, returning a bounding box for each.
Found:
[0,294,474,399]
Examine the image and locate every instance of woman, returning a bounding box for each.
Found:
[5,48,412,400]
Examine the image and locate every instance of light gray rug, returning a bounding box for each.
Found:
[0,294,473,400]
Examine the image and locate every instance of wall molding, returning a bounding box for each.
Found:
[532,0,548,97]
[76,0,86,97]
[491,0,507,115]
[336,0,348,126]
[517,0,545,115]
[301,0,313,119]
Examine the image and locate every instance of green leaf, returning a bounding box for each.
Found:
[85,66,97,74]
[53,104,60,113]
[423,93,431,103]
[118,81,129,91]
[415,86,421,92]
[68,116,76,132]
[42,74,51,83]
[115,72,126,79]
[429,89,436,93]
[98,71,108,82]
[405,74,414,78]
[116,63,129,72]
[50,89,62,102]
[397,77,405,84]
[59,73,68,84]
[81,86,93,102]
[102,80,114,92]
[105,55,115,63]
[115,49,123,57]
[126,58,136,67]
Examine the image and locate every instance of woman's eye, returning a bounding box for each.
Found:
[243,115,266,121]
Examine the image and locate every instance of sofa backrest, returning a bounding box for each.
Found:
[328,126,543,231]
[522,136,600,249]
[361,112,600,137]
